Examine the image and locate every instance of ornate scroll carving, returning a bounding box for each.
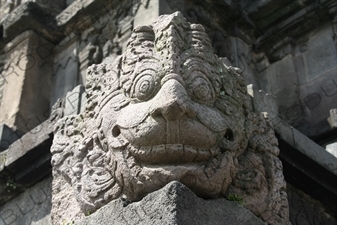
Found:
[51,12,290,225]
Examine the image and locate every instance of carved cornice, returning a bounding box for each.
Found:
[0,2,64,48]
[252,0,337,53]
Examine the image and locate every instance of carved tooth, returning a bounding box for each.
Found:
[194,148,211,162]
[152,145,165,154]
[166,144,183,153]
[139,146,152,156]
[128,145,139,155]
[166,144,183,163]
[184,145,197,162]
[151,145,166,163]
[135,146,152,162]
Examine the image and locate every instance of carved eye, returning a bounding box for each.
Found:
[132,74,157,101]
[188,77,214,103]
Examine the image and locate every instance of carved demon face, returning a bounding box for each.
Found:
[95,15,248,200]
[51,12,289,224]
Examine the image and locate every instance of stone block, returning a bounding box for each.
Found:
[273,119,295,146]
[287,183,337,225]
[0,31,53,133]
[134,0,176,28]
[5,120,52,175]
[258,55,297,97]
[255,57,269,72]
[0,177,52,225]
[0,124,19,151]
[247,84,278,119]
[254,83,337,177]
[51,40,78,106]
[273,119,337,176]
[326,142,337,158]
[297,69,337,136]
[304,26,337,80]
[64,85,85,116]
[327,109,337,128]
[0,151,6,172]
[78,181,265,225]
[80,88,87,114]
[292,128,337,175]
[293,54,306,85]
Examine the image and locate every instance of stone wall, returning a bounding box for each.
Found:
[256,23,337,138]
[287,183,336,225]
[0,177,52,225]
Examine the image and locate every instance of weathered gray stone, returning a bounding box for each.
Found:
[296,68,337,137]
[0,177,52,225]
[51,12,290,225]
[51,41,78,105]
[287,183,337,225]
[0,124,19,151]
[78,40,102,84]
[0,31,53,133]
[247,84,278,120]
[304,26,337,80]
[248,85,337,177]
[64,85,85,116]
[5,120,52,172]
[292,128,337,175]
[4,119,53,189]
[251,10,337,138]
[134,0,176,28]
[51,175,83,225]
[326,142,337,158]
[0,2,63,45]
[258,55,298,104]
[78,181,266,225]
[0,151,6,172]
[327,109,337,128]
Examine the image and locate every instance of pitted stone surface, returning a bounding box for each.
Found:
[51,12,290,225]
[78,181,266,225]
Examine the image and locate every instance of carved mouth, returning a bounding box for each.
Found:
[128,144,222,164]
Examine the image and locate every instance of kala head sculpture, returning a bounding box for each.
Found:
[51,12,290,224]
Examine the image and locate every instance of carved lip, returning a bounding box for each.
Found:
[128,144,221,164]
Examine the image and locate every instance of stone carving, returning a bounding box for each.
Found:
[51,12,290,225]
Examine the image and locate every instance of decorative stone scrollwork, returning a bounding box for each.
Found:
[51,12,290,225]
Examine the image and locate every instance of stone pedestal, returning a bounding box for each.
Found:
[77,181,265,225]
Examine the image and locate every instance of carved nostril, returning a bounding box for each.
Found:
[152,100,184,120]
[224,129,234,141]
[150,79,195,120]
[112,125,121,137]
